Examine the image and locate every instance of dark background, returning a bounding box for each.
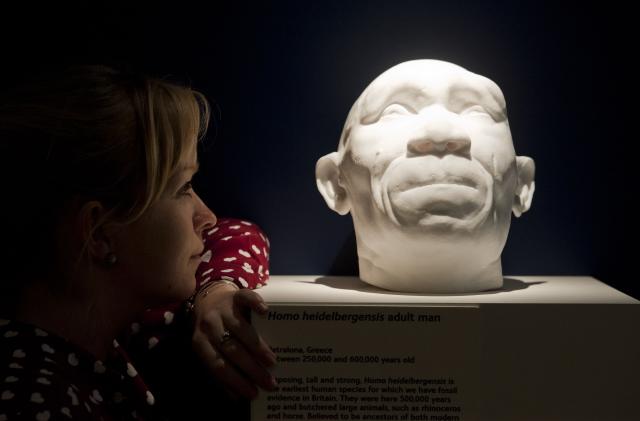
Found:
[2,0,637,299]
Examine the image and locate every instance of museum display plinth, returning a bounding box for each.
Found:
[252,276,640,421]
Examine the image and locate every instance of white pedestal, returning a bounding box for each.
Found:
[252,276,640,421]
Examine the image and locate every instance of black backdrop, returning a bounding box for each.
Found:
[2,0,637,299]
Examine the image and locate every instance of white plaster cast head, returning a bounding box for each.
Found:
[316,59,535,293]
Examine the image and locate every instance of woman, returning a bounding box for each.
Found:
[0,65,276,420]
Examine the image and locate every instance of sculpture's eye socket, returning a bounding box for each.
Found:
[461,104,492,119]
[379,103,412,120]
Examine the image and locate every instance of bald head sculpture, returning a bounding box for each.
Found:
[316,59,535,293]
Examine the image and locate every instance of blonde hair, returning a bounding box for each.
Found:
[108,72,210,225]
[0,65,210,297]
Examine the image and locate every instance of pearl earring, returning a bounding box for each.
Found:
[105,253,117,266]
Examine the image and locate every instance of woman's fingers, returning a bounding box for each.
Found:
[192,285,279,399]
[217,332,278,392]
[194,310,277,398]
[232,289,277,367]
[235,288,269,315]
[224,316,277,369]
[192,331,259,399]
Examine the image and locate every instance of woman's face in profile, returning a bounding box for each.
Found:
[111,143,217,305]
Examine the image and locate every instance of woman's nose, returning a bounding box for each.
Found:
[193,193,217,236]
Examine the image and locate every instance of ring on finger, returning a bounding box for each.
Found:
[220,330,232,345]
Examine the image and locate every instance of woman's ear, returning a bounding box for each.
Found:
[316,152,351,215]
[513,156,535,217]
[76,200,114,263]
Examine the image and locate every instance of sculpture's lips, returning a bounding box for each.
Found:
[395,176,479,192]
[383,156,489,221]
[385,156,485,195]
[391,184,481,219]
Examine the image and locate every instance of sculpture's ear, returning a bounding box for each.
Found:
[513,156,535,217]
[316,152,351,215]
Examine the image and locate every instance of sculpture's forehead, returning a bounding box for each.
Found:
[360,60,505,112]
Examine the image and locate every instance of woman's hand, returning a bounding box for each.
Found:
[190,282,278,399]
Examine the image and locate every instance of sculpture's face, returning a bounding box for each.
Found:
[339,60,518,243]
[317,59,535,292]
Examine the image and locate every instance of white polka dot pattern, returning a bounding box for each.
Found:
[35,410,50,421]
[162,311,174,325]
[148,337,159,349]
[67,387,79,406]
[194,217,270,291]
[30,392,44,404]
[113,392,124,404]
[93,361,106,374]
[91,389,103,403]
[200,249,212,263]
[34,328,48,337]
[0,318,127,419]
[126,363,137,378]
[67,353,79,367]
[12,350,26,358]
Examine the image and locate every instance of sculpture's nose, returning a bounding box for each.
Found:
[407,106,471,157]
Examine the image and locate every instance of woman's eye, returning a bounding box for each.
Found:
[179,181,194,196]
